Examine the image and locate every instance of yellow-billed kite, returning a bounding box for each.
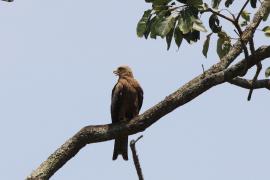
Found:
[111,66,143,160]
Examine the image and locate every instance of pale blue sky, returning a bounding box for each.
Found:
[0,1,269,180]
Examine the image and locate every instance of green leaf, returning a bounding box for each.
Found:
[250,0,257,8]
[216,31,231,58]
[217,37,224,58]
[216,37,231,58]
[265,67,270,78]
[183,30,200,43]
[150,17,158,39]
[165,17,177,50]
[178,10,195,34]
[150,31,157,39]
[153,4,169,12]
[176,0,187,4]
[193,19,207,32]
[155,15,176,37]
[217,38,224,58]
[241,10,250,22]
[209,14,222,33]
[174,27,183,49]
[202,33,212,58]
[240,20,248,27]
[211,0,222,9]
[198,3,209,11]
[166,28,174,50]
[144,17,155,39]
[187,0,203,8]
[146,0,171,5]
[137,10,152,37]
[225,0,234,7]
[149,11,169,39]
[262,26,270,37]
[217,31,230,40]
[262,26,270,31]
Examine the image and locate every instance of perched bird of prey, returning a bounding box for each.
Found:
[111,66,143,160]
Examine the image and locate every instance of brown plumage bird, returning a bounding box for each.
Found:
[111,66,143,160]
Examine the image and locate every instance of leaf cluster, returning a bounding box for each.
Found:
[137,0,270,77]
[137,0,206,50]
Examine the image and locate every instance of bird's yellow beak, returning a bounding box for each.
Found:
[113,70,118,75]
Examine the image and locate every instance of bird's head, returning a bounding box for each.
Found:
[113,66,134,78]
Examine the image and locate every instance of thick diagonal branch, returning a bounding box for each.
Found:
[26,45,270,180]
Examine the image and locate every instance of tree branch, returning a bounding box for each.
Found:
[247,62,262,100]
[26,45,270,180]
[229,77,270,90]
[212,0,269,71]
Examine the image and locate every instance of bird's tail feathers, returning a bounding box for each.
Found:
[112,136,128,161]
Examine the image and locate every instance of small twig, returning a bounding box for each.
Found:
[247,63,262,100]
[202,64,205,74]
[201,8,235,24]
[169,5,187,11]
[233,22,250,76]
[241,39,249,59]
[201,64,206,78]
[220,8,236,20]
[236,0,250,21]
[249,38,256,54]
[130,135,144,180]
[233,25,245,52]
[233,0,255,60]
[234,29,240,36]
[247,38,262,101]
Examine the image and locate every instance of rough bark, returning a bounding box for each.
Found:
[26,1,270,180]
